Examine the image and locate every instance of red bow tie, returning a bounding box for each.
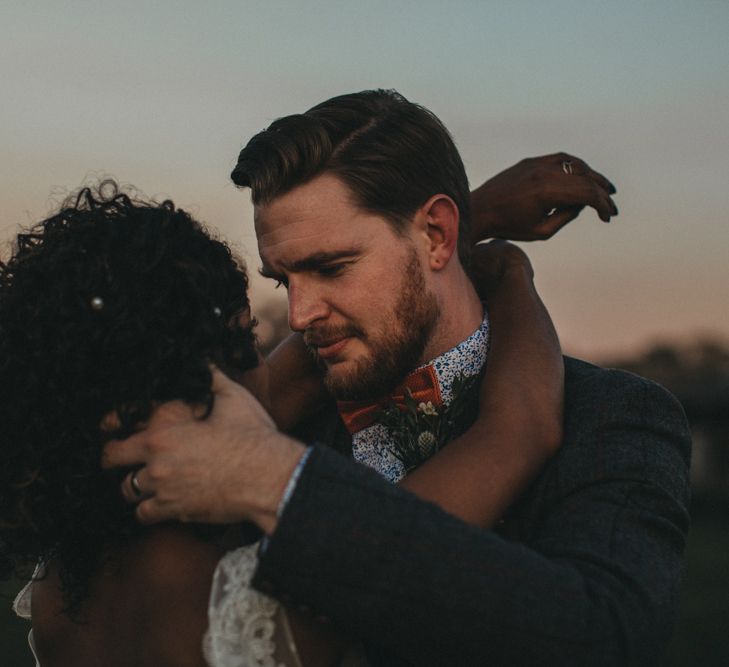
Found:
[337,365,443,434]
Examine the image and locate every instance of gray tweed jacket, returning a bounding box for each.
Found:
[253,357,691,666]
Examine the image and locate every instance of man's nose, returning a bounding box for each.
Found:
[287,281,330,332]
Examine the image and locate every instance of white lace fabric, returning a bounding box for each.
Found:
[203,544,303,667]
[13,568,41,667]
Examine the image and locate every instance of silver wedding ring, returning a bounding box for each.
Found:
[130,469,144,498]
[562,160,574,175]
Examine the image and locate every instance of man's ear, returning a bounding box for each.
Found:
[414,194,460,271]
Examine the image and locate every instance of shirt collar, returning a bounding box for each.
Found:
[418,309,490,406]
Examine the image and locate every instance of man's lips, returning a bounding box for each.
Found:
[312,336,352,361]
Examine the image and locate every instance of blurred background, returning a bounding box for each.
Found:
[1,1,727,663]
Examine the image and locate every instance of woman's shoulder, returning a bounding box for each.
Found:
[32,524,222,667]
[124,523,223,590]
[116,524,223,665]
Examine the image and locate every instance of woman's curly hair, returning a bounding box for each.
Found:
[0,181,259,611]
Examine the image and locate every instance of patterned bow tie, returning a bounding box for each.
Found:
[337,364,443,434]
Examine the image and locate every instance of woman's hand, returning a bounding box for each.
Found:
[469,152,618,243]
[468,240,534,300]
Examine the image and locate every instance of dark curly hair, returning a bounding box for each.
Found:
[0,181,258,612]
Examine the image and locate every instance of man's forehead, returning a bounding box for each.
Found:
[256,204,396,262]
[255,182,359,237]
[255,207,360,264]
[253,173,410,276]
[255,205,349,244]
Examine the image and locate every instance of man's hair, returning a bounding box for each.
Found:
[231,89,471,263]
[0,181,257,614]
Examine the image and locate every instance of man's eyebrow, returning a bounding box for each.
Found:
[259,249,361,280]
[290,249,360,272]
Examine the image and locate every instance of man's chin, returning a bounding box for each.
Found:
[323,357,400,402]
[323,360,360,398]
[321,360,367,401]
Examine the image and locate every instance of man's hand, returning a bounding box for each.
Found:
[470,152,618,243]
[102,368,306,533]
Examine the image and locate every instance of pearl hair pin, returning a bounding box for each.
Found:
[90,296,104,311]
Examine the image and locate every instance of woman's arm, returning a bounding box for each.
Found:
[398,241,563,526]
[254,333,326,432]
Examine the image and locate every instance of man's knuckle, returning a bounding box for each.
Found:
[155,437,172,454]
[155,403,182,425]
[155,485,176,504]
[138,438,152,456]
[157,401,176,417]
[144,430,172,455]
[147,462,166,483]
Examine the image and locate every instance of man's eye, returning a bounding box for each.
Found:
[318,264,345,277]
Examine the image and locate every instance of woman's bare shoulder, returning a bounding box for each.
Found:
[124,523,223,589]
[32,524,222,667]
[126,525,223,666]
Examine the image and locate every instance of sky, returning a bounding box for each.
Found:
[1,0,727,360]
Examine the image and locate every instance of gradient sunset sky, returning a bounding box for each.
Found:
[2,1,727,359]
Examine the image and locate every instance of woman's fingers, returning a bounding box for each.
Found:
[548,153,618,220]
[540,206,584,238]
[550,177,617,223]
[588,166,617,195]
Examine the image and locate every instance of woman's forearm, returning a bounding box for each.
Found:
[399,265,563,527]
[263,333,327,431]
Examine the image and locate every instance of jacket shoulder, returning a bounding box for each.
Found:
[563,356,689,426]
[554,356,692,490]
[564,355,679,399]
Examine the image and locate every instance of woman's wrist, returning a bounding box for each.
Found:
[481,261,535,306]
[500,260,535,284]
[469,184,502,242]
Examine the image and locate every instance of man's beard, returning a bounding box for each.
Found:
[308,248,439,401]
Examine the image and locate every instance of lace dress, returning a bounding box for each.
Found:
[203,544,305,667]
[12,565,41,667]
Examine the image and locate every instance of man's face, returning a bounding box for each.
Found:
[255,174,439,400]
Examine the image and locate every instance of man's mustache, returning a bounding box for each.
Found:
[303,324,364,348]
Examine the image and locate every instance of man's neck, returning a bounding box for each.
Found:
[420,274,484,365]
